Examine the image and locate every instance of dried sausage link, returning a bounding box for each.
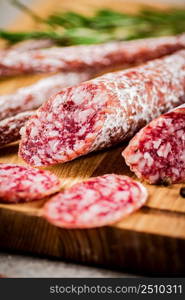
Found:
[19,50,185,166]
[1,34,185,77]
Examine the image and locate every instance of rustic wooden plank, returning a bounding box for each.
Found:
[0,0,185,274]
[0,143,185,213]
[0,207,185,275]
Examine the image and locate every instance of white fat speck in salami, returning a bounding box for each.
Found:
[43,174,148,229]
[19,50,185,166]
[123,104,185,185]
[0,163,61,203]
[0,34,185,77]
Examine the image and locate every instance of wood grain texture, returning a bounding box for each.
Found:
[0,0,185,275]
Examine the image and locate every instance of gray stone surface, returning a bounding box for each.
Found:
[0,252,133,278]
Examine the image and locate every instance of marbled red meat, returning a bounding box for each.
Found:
[43,174,148,228]
[0,163,61,203]
[0,72,91,121]
[123,104,185,185]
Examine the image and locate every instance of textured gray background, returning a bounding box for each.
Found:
[0,252,128,278]
[0,0,184,278]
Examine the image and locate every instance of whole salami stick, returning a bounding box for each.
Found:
[1,34,185,123]
[19,50,185,167]
[1,34,185,77]
[2,34,185,122]
[0,39,55,61]
[0,110,35,147]
[123,104,185,185]
[0,72,92,121]
[8,39,55,52]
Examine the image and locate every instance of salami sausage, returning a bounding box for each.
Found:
[43,174,148,228]
[19,50,185,167]
[0,163,61,203]
[0,39,55,62]
[0,111,35,147]
[0,72,91,121]
[0,34,185,77]
[9,39,55,52]
[123,104,185,185]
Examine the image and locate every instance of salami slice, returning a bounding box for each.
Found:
[0,111,35,147]
[123,104,185,185]
[0,72,91,121]
[0,163,61,203]
[0,34,185,77]
[19,50,185,167]
[43,174,148,228]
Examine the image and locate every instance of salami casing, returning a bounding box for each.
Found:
[9,39,55,52]
[0,34,185,77]
[0,111,35,147]
[0,163,61,203]
[19,50,185,167]
[123,104,185,185]
[0,39,55,63]
[0,72,91,121]
[43,174,148,228]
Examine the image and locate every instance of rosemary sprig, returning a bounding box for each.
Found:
[0,2,185,46]
[46,12,90,29]
[0,28,111,46]
[0,30,64,44]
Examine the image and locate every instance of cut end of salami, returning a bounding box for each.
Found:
[19,82,110,166]
[0,163,61,203]
[123,105,185,185]
[43,174,148,229]
[0,72,91,122]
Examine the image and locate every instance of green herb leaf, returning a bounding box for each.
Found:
[1,4,185,46]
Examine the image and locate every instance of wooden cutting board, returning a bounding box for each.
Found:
[0,0,185,275]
